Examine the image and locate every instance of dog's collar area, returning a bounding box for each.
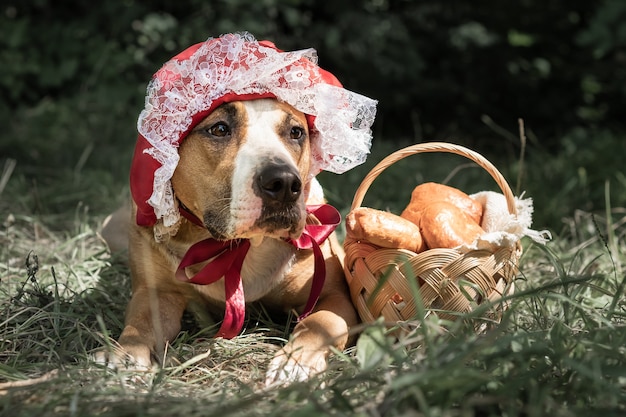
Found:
[175,204,341,339]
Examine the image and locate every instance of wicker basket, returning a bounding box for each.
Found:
[344,142,522,326]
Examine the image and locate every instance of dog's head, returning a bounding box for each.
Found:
[129,33,376,241]
[171,99,312,241]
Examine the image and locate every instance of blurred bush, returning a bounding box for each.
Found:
[0,0,624,229]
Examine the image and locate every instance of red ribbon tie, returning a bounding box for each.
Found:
[175,204,341,339]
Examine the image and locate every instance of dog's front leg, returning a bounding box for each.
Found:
[122,286,187,366]
[96,285,187,370]
[265,288,358,385]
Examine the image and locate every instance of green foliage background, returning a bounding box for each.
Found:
[1,0,625,229]
[1,2,625,415]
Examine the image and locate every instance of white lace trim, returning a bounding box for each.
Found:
[138,32,377,230]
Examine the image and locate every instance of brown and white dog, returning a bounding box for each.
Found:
[97,33,376,384]
[99,99,358,384]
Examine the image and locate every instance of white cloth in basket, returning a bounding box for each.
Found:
[459,191,551,252]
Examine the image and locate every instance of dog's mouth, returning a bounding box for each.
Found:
[204,223,229,241]
[254,208,305,239]
[203,205,305,241]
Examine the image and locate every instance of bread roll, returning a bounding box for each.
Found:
[346,207,426,253]
[400,182,483,226]
[419,202,484,248]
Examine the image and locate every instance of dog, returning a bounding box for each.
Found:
[99,98,358,384]
[96,33,376,384]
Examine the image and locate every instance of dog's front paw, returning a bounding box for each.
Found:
[92,344,153,371]
[265,348,327,386]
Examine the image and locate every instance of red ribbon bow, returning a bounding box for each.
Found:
[175,204,341,339]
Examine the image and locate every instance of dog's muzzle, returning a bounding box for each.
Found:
[254,161,305,235]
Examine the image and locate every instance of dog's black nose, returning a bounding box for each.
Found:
[256,163,302,205]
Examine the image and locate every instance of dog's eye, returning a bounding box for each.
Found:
[290,126,305,140]
[207,122,231,138]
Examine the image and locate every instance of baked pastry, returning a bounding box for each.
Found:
[401,182,483,226]
[419,201,484,248]
[346,207,426,253]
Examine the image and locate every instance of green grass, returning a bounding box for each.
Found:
[0,141,625,416]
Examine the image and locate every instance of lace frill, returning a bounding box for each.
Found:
[138,32,377,231]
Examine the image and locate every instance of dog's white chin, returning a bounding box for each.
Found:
[243,226,304,245]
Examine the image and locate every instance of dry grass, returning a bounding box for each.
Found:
[1,142,625,416]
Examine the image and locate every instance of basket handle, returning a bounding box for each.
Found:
[350,142,517,216]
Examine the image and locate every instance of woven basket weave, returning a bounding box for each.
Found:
[344,142,522,326]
